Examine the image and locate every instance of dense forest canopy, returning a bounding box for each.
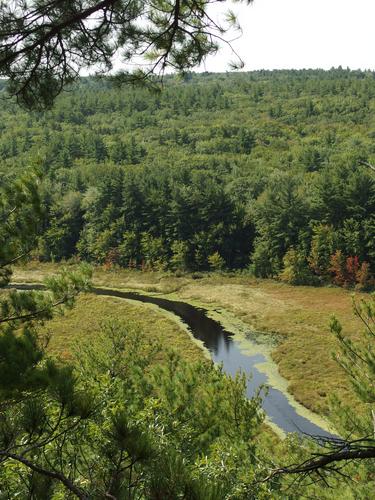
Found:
[1,63,375,495]
[1,2,375,496]
[1,68,375,286]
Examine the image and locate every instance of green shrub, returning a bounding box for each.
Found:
[279,248,318,285]
[208,251,225,271]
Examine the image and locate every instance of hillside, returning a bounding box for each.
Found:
[1,69,374,285]
[2,69,375,497]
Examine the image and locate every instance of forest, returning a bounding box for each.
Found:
[1,0,374,496]
[1,68,374,288]
[1,68,375,499]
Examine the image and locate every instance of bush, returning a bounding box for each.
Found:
[170,241,190,271]
[191,272,204,280]
[308,224,336,279]
[346,255,360,285]
[279,248,318,285]
[140,233,167,270]
[330,251,373,289]
[103,247,121,270]
[329,250,347,286]
[208,251,225,271]
[355,262,373,291]
[174,269,186,278]
[118,231,140,268]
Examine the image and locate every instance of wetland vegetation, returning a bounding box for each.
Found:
[1,63,375,498]
[1,0,374,495]
[13,263,368,417]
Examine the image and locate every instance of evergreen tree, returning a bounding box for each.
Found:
[0,170,276,499]
[0,0,248,109]
[268,296,375,489]
[0,171,93,496]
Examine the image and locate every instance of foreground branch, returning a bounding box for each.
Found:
[0,451,88,499]
[0,0,120,67]
[264,439,375,481]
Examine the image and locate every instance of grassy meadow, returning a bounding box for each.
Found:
[14,262,368,418]
[40,293,204,365]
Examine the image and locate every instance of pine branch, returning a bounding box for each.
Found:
[0,450,88,499]
[0,246,35,270]
[0,0,121,67]
[262,439,375,482]
[0,295,70,324]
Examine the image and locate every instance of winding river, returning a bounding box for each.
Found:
[12,284,335,438]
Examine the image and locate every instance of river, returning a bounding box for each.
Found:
[12,284,335,438]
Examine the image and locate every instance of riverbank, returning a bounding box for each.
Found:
[13,263,367,417]
[39,292,205,364]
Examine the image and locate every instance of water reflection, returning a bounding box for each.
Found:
[93,288,334,437]
[12,284,334,437]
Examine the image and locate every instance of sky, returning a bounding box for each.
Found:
[199,0,375,72]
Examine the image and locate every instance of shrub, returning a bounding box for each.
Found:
[118,231,140,268]
[355,262,373,291]
[191,272,204,280]
[329,250,347,286]
[140,233,167,270]
[346,255,360,285]
[279,248,317,285]
[104,247,121,270]
[330,251,373,289]
[250,238,280,278]
[208,251,225,271]
[170,241,190,271]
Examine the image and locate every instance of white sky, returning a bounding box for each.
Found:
[200,0,375,72]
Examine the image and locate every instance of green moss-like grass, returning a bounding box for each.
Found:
[15,264,368,416]
[41,293,204,364]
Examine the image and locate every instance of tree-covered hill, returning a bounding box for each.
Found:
[2,69,374,286]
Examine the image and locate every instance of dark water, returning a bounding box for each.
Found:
[12,284,334,437]
[93,288,335,438]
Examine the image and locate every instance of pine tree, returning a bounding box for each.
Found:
[0,172,275,498]
[268,296,375,488]
[0,0,249,109]
[0,171,92,497]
